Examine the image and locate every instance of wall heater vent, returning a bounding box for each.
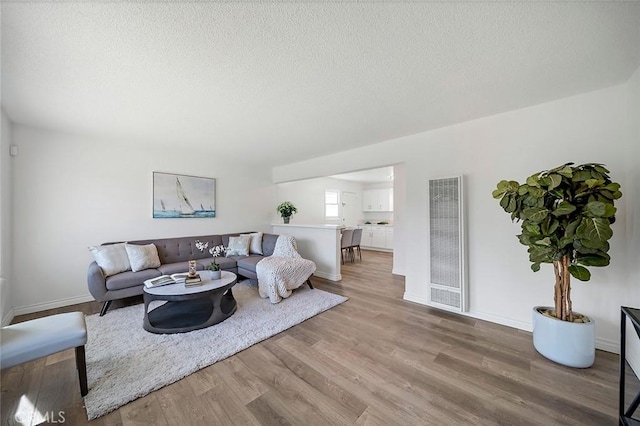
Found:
[428,176,467,312]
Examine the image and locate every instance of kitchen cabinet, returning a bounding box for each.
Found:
[362,188,393,212]
[385,227,394,249]
[371,226,386,248]
[359,225,394,250]
[360,226,373,247]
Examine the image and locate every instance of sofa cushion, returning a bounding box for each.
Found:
[89,243,131,277]
[125,243,161,272]
[226,235,251,256]
[106,269,161,291]
[262,234,279,257]
[236,256,264,274]
[241,232,264,255]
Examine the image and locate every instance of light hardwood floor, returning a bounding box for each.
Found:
[1,250,620,425]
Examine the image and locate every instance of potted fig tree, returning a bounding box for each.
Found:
[492,162,621,368]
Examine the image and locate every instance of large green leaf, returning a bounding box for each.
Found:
[556,165,573,178]
[599,189,614,200]
[585,178,605,189]
[578,238,607,250]
[605,182,621,192]
[573,170,592,182]
[548,174,563,190]
[528,246,554,264]
[493,181,508,198]
[576,252,610,267]
[602,204,617,218]
[500,195,509,209]
[518,185,529,195]
[522,207,549,224]
[574,239,600,253]
[535,237,552,246]
[564,219,581,238]
[528,187,545,198]
[523,223,541,235]
[492,188,506,199]
[569,265,591,281]
[576,217,613,243]
[541,217,559,236]
[583,201,606,217]
[589,170,605,181]
[552,201,576,217]
[526,175,541,187]
[558,236,574,248]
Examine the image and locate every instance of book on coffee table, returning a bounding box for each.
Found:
[144,273,190,288]
[184,275,203,287]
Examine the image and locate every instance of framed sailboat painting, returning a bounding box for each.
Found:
[153,172,216,218]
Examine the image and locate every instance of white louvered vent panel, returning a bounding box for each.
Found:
[429,176,467,312]
[430,287,461,309]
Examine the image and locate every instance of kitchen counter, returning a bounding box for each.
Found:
[271,223,344,281]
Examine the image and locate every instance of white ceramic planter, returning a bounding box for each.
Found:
[532,306,595,368]
[210,270,221,280]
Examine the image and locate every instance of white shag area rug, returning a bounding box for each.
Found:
[83,281,347,420]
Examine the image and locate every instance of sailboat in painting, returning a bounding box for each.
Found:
[176,177,195,215]
[152,172,216,218]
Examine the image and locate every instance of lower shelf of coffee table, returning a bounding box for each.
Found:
[145,291,237,334]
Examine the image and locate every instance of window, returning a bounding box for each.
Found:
[325,190,340,219]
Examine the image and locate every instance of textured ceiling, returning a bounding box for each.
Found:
[2,2,640,166]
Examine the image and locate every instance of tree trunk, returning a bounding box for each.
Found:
[552,255,573,321]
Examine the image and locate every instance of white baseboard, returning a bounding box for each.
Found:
[595,337,619,354]
[2,308,15,326]
[391,267,406,276]
[12,294,95,316]
[361,247,392,253]
[464,309,532,332]
[403,291,620,354]
[403,291,429,306]
[313,271,342,282]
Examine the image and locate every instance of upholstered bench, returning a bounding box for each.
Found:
[0,312,88,396]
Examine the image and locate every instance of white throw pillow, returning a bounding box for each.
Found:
[89,243,131,277]
[241,232,264,255]
[125,243,161,272]
[225,235,251,256]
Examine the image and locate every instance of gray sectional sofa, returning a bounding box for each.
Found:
[88,232,280,315]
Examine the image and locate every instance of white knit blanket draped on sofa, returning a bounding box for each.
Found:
[256,235,317,303]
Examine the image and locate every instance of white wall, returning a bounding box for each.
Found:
[275,177,363,225]
[625,64,640,368]
[392,163,406,276]
[1,110,14,324]
[273,80,638,353]
[11,126,276,314]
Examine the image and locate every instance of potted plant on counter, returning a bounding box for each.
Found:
[277,201,298,224]
[492,162,621,368]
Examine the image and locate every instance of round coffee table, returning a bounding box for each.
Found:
[143,271,237,334]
